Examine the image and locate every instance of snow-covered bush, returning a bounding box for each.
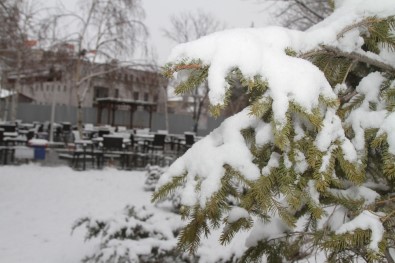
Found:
[144,165,167,191]
[144,165,184,213]
[72,204,246,262]
[153,0,395,262]
[72,205,190,263]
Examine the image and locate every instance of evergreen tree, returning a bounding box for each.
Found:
[153,1,395,262]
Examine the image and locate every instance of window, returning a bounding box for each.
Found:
[144,92,149,101]
[94,86,109,101]
[115,89,119,98]
[133,91,139,100]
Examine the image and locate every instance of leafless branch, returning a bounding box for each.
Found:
[162,10,226,44]
[254,0,332,30]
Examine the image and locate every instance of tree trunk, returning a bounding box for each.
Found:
[10,50,21,122]
[0,73,6,121]
[192,83,209,134]
[49,90,56,142]
[75,57,83,138]
[77,100,83,139]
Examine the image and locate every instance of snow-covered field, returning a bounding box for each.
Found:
[0,164,151,263]
[0,164,252,263]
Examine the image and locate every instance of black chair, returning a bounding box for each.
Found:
[26,129,35,142]
[61,122,72,143]
[144,134,167,165]
[0,129,4,146]
[62,122,71,132]
[178,133,195,154]
[0,128,15,164]
[0,124,16,133]
[145,134,166,152]
[0,129,4,163]
[98,129,111,138]
[103,136,124,150]
[123,133,150,169]
[184,133,195,148]
[96,136,125,168]
[57,125,65,140]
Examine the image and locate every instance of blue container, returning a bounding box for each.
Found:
[33,146,46,160]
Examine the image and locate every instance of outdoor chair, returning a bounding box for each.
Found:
[61,122,72,143]
[0,128,16,165]
[26,130,35,141]
[97,129,111,138]
[0,129,4,146]
[0,124,16,133]
[144,133,166,152]
[178,133,195,154]
[96,136,125,169]
[58,130,95,170]
[120,133,148,169]
[53,126,62,141]
[144,133,167,165]
[0,129,5,164]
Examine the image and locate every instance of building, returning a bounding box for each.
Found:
[3,60,167,109]
[1,49,168,127]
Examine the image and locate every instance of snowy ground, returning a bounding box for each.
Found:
[0,164,151,263]
[0,164,251,263]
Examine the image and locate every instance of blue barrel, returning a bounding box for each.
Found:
[33,146,46,160]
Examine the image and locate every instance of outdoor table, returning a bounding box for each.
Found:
[82,130,97,140]
[134,133,154,141]
[4,135,27,146]
[91,136,131,144]
[4,132,18,137]
[18,129,29,135]
[18,123,35,133]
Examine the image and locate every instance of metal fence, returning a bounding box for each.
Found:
[12,103,225,136]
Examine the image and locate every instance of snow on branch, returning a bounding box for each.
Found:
[335,210,384,251]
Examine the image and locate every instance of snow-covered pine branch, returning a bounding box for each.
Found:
[154,0,395,262]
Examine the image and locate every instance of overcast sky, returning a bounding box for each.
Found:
[46,0,273,65]
[142,0,272,64]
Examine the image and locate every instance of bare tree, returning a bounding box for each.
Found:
[163,10,226,133]
[254,0,333,30]
[0,0,43,122]
[163,10,226,43]
[40,0,150,133]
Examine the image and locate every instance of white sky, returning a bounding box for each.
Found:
[142,0,272,64]
[46,0,273,65]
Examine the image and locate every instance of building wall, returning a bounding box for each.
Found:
[13,103,224,136]
[4,62,167,111]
